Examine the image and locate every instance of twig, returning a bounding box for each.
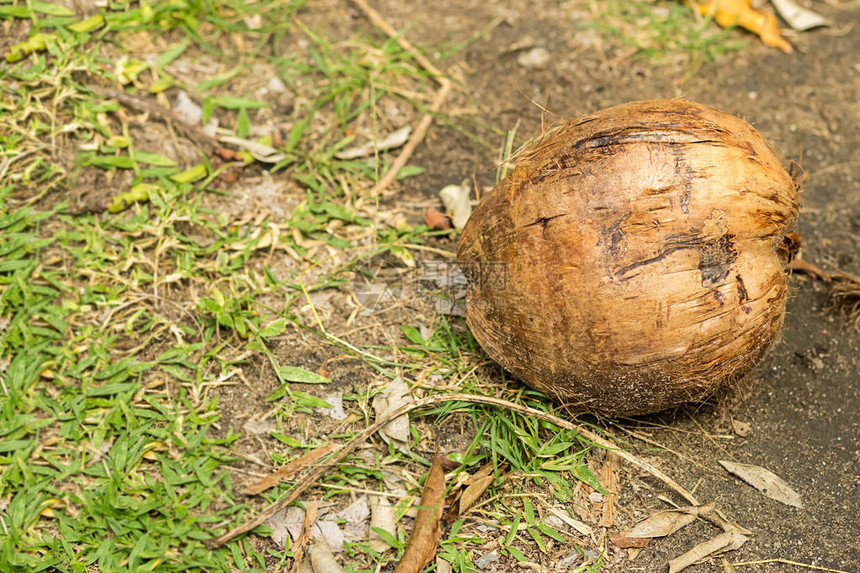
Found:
[729,558,852,573]
[206,392,699,548]
[350,0,453,195]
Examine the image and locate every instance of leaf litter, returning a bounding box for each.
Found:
[719,460,803,508]
[619,501,751,572]
[372,377,413,452]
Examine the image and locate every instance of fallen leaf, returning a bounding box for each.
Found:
[546,507,593,536]
[425,206,452,230]
[393,454,447,573]
[335,126,412,160]
[372,377,412,452]
[770,0,828,31]
[719,460,803,508]
[458,465,494,515]
[436,556,453,573]
[336,495,370,540]
[309,537,345,573]
[368,493,398,552]
[439,183,472,230]
[316,520,346,553]
[626,502,714,538]
[688,0,792,53]
[731,419,752,437]
[609,530,650,549]
[296,557,315,573]
[668,530,748,573]
[700,506,752,536]
[243,444,337,495]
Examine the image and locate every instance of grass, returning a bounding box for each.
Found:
[593,0,747,75]
[0,1,652,571]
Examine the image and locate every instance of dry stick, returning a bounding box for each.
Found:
[206,393,698,548]
[350,0,453,195]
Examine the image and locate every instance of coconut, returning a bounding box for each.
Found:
[457,99,799,416]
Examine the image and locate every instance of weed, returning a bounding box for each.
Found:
[592,0,746,75]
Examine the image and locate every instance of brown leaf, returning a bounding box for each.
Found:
[609,530,650,549]
[393,454,447,573]
[719,460,803,508]
[308,537,345,573]
[425,206,451,230]
[458,474,493,515]
[668,530,748,573]
[626,502,714,538]
[368,493,397,552]
[372,377,412,452]
[243,444,337,495]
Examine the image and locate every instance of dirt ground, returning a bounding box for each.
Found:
[326,1,860,571]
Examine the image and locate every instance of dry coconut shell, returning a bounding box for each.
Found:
[457,99,799,416]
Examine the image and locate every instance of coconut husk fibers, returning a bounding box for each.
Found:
[457,99,799,416]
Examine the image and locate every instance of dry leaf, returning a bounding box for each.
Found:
[368,493,398,552]
[372,377,412,452]
[309,538,345,573]
[609,530,650,549]
[668,530,748,573]
[436,557,453,573]
[626,502,714,538]
[296,557,315,573]
[770,0,828,31]
[243,444,337,495]
[425,206,452,230]
[719,460,803,508]
[336,496,370,540]
[689,0,792,52]
[439,183,472,230]
[393,454,447,573]
[335,126,412,159]
[458,470,494,515]
[546,507,593,536]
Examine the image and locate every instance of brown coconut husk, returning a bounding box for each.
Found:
[457,99,799,416]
